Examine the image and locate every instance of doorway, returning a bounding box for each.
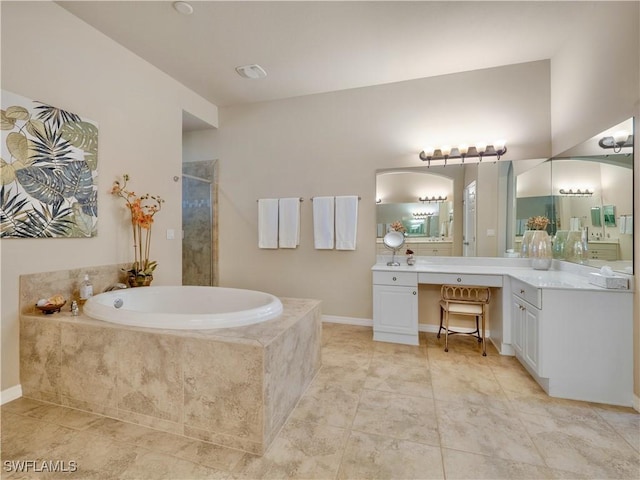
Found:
[463,181,477,257]
[182,160,217,286]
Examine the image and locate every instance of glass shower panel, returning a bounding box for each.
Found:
[182,160,214,286]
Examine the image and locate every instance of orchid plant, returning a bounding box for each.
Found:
[110,174,164,279]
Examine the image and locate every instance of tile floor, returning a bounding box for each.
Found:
[2,323,639,479]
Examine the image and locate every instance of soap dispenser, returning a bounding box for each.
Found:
[79,273,93,304]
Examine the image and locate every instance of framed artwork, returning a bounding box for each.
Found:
[1,90,98,238]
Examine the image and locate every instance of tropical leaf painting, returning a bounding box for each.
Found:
[0,90,98,238]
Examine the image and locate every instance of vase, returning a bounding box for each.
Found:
[529,230,552,270]
[565,230,588,264]
[552,230,569,259]
[520,230,536,258]
[127,272,153,288]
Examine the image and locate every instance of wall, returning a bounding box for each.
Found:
[0,2,218,392]
[549,0,639,407]
[207,61,551,319]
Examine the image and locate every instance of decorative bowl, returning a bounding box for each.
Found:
[35,301,66,314]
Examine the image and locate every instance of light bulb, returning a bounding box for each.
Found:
[441,145,451,156]
[458,144,469,155]
[423,146,434,157]
[475,142,487,154]
[494,139,506,152]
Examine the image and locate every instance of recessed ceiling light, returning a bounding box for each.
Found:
[235,64,268,79]
[173,1,193,15]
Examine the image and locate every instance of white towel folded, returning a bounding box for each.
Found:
[278,198,300,248]
[258,198,279,249]
[624,215,633,235]
[313,196,335,249]
[619,216,627,235]
[335,196,358,250]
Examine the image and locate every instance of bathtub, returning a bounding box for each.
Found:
[83,285,283,329]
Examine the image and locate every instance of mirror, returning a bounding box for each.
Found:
[376,167,461,257]
[383,231,405,266]
[542,118,633,273]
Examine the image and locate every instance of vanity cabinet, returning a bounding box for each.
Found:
[372,271,418,345]
[511,283,542,375]
[509,277,633,406]
[587,242,618,261]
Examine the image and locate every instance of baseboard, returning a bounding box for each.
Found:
[322,315,373,327]
[1,384,22,405]
[321,316,491,337]
[634,393,640,413]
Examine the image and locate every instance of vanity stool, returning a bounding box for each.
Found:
[438,285,491,356]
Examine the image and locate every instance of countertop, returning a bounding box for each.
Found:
[372,257,633,292]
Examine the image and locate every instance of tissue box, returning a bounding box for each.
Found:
[588,272,629,290]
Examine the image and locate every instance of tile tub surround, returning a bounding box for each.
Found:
[19,297,322,455]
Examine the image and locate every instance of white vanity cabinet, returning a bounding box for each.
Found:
[511,280,542,375]
[509,277,633,406]
[372,271,418,345]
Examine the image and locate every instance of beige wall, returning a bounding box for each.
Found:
[207,61,551,319]
[0,2,217,391]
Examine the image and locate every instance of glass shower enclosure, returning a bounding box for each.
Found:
[182,160,216,286]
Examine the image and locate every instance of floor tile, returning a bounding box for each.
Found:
[289,382,361,429]
[232,420,348,479]
[520,411,640,478]
[442,447,558,479]
[352,389,440,446]
[364,358,433,398]
[592,405,640,453]
[436,400,545,466]
[337,430,444,479]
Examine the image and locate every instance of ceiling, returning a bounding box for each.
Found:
[58,1,594,108]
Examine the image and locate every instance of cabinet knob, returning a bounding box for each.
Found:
[457,277,462,283]
[392,276,397,281]
[520,289,525,294]
[413,291,417,295]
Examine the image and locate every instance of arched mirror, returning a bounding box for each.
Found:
[376,167,460,257]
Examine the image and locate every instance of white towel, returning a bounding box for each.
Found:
[619,216,626,234]
[625,215,633,235]
[313,196,335,249]
[278,198,300,248]
[335,196,358,250]
[258,199,279,249]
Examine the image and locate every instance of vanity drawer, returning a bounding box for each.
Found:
[418,272,503,287]
[511,279,542,309]
[373,271,418,287]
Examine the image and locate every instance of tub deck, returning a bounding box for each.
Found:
[20,297,322,455]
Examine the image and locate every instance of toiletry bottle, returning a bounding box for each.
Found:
[79,273,93,304]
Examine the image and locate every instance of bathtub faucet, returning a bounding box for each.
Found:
[105,282,128,292]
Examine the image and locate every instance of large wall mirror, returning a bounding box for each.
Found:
[378,119,633,272]
[515,117,633,273]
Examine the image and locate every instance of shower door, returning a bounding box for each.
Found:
[182,160,217,286]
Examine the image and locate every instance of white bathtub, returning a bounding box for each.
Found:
[83,286,283,329]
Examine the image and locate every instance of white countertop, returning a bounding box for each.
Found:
[372,256,633,292]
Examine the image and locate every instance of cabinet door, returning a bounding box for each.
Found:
[373,285,418,335]
[511,297,524,356]
[523,306,539,372]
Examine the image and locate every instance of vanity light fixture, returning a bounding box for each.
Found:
[559,188,593,196]
[598,131,633,153]
[419,141,506,166]
[412,212,435,218]
[419,195,447,203]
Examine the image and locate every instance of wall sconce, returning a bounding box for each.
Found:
[419,141,507,166]
[559,188,593,196]
[418,195,448,203]
[598,131,633,153]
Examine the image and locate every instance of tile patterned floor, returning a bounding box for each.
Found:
[2,323,639,479]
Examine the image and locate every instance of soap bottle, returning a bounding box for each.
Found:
[79,273,93,304]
